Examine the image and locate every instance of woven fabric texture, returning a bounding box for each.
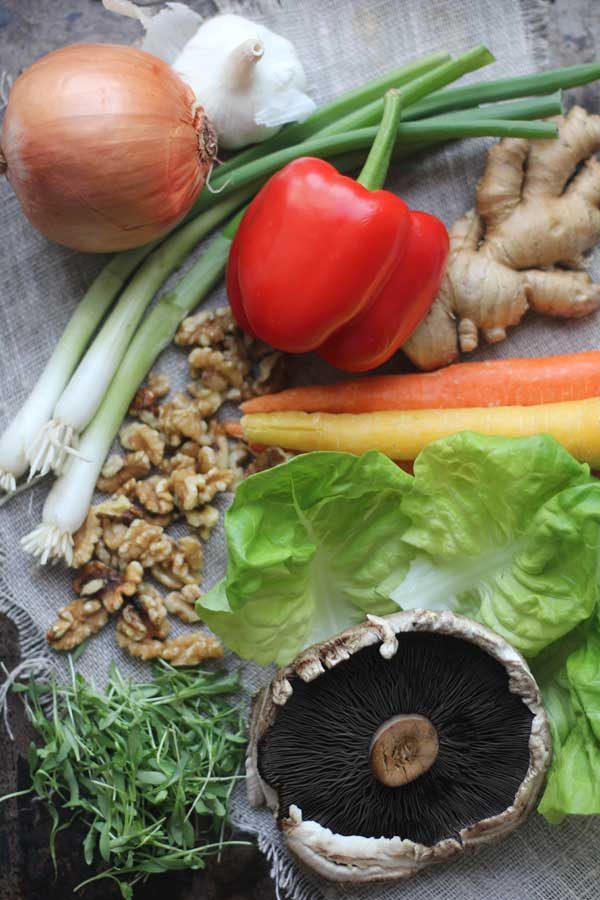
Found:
[1,1,600,898]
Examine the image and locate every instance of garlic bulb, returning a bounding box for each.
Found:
[174,14,316,149]
[103,1,316,149]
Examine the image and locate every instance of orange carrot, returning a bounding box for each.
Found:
[224,420,244,438]
[223,420,270,453]
[240,352,600,415]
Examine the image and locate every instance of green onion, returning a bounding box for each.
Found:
[26,185,258,482]
[310,60,599,137]
[204,117,558,204]
[23,214,241,564]
[315,45,496,137]
[0,247,151,493]
[390,93,565,162]
[306,92,566,181]
[396,117,558,141]
[404,61,600,120]
[438,91,565,122]
[4,662,247,896]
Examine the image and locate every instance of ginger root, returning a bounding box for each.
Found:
[404,106,600,370]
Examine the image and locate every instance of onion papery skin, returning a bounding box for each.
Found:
[1,44,216,252]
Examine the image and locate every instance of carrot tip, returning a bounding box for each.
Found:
[224,420,244,438]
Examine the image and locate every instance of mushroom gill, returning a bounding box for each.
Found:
[247,610,551,882]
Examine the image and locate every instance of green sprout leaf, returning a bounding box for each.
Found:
[4,663,247,895]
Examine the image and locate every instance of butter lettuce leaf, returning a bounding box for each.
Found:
[401,431,590,559]
[390,433,597,656]
[199,450,413,665]
[534,624,600,822]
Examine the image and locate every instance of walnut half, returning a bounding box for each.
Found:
[164,584,202,624]
[73,560,144,614]
[117,584,170,643]
[47,599,109,651]
[117,630,223,666]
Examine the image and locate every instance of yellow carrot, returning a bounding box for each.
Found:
[240,397,600,467]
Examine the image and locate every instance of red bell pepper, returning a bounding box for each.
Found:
[318,210,448,370]
[227,91,449,371]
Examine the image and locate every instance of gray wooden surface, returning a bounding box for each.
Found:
[0,1,599,899]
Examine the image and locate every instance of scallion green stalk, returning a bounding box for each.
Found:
[23,216,243,565]
[397,116,558,141]
[305,60,599,138]
[204,118,558,203]
[404,61,600,120]
[439,91,564,122]
[315,45,495,137]
[26,186,258,481]
[304,93,566,183]
[390,93,564,161]
[0,247,151,493]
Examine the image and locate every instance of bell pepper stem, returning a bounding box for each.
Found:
[357,90,403,191]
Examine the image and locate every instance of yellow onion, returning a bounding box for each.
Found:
[0,43,217,252]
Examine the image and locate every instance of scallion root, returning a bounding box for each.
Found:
[27,419,82,478]
[21,524,74,567]
[0,470,16,494]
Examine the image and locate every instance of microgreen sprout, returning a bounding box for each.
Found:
[2,661,248,897]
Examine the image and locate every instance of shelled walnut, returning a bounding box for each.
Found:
[47,307,291,666]
[73,560,144,613]
[97,451,151,493]
[117,629,223,665]
[164,584,201,624]
[120,422,165,466]
[175,306,236,347]
[47,600,109,651]
[151,535,203,590]
[129,371,170,418]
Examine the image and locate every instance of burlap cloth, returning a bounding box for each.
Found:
[2,0,600,897]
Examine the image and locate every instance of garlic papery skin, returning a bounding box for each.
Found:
[103,0,202,63]
[173,14,316,149]
[103,2,316,150]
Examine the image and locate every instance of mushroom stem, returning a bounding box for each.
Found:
[226,38,264,90]
[369,714,439,787]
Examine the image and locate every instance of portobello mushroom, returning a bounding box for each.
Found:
[247,609,550,883]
